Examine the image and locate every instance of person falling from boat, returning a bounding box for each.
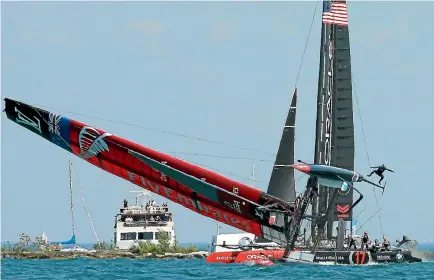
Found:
[361,231,370,251]
[368,164,394,184]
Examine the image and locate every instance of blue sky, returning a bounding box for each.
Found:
[2,1,433,243]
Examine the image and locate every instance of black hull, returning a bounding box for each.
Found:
[313,250,422,264]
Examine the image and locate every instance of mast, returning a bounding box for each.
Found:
[266,88,297,202]
[311,0,354,241]
[68,160,76,246]
[70,163,100,242]
[325,0,354,239]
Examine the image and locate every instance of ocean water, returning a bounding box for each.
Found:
[2,258,434,280]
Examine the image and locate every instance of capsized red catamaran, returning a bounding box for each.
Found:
[3,97,297,247]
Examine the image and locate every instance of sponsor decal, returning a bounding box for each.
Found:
[238,237,253,247]
[15,107,41,133]
[336,204,350,218]
[339,181,351,196]
[323,35,334,166]
[315,254,345,261]
[78,126,111,159]
[216,256,236,261]
[246,254,272,260]
[396,252,404,262]
[126,170,255,232]
[377,254,392,261]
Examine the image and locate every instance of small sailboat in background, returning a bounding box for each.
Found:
[41,161,98,252]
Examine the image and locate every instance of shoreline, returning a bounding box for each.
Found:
[1,250,209,260]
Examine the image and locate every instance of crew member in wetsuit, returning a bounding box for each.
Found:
[361,231,370,251]
[382,236,391,251]
[371,239,380,252]
[348,235,357,250]
[368,164,394,184]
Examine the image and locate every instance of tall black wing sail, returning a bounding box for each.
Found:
[267,88,297,203]
[311,0,354,240]
[326,0,354,237]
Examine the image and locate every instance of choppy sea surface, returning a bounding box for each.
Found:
[2,258,434,280]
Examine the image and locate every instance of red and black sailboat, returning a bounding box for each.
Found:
[3,96,297,249]
[3,0,421,265]
[207,0,422,265]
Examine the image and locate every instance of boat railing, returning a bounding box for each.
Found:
[123,220,169,227]
[121,206,169,214]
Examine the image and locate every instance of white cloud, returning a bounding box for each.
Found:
[128,20,164,36]
[211,21,233,44]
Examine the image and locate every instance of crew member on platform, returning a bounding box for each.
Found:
[371,239,380,252]
[361,231,370,251]
[348,234,357,250]
[368,164,394,184]
[382,236,391,251]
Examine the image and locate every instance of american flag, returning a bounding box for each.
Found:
[322,0,348,26]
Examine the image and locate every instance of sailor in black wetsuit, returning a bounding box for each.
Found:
[371,239,380,252]
[361,231,370,251]
[348,235,357,250]
[368,164,394,184]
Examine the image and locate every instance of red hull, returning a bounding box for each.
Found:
[206,249,285,264]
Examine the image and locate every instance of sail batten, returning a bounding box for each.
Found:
[266,88,297,203]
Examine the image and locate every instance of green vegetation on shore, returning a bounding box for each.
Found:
[1,231,204,260]
[129,230,199,255]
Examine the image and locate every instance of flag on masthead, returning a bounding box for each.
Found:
[322,0,348,26]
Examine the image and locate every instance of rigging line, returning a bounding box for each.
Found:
[188,160,263,185]
[355,208,382,233]
[70,163,100,242]
[34,102,266,185]
[166,151,274,162]
[294,0,319,88]
[68,160,76,238]
[352,74,384,236]
[47,101,264,186]
[28,102,276,157]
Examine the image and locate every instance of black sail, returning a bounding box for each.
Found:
[311,0,355,240]
[266,88,297,203]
